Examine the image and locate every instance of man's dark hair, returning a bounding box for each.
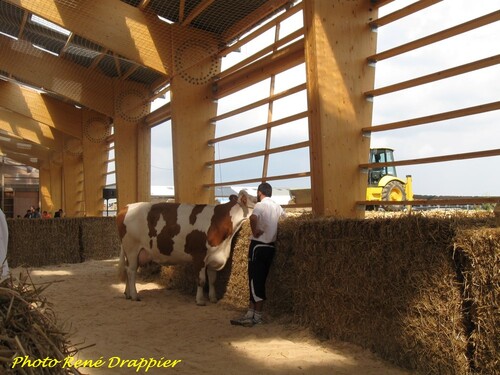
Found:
[257,182,272,197]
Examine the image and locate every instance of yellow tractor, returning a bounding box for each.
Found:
[366,148,413,210]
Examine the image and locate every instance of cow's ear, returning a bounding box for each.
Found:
[240,194,247,206]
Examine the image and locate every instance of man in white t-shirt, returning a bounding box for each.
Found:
[231,182,285,327]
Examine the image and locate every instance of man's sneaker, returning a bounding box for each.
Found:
[251,316,263,326]
[230,316,255,327]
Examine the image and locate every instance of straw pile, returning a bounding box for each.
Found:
[454,228,499,375]
[0,273,80,374]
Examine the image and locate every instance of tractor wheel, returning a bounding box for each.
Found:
[381,181,406,211]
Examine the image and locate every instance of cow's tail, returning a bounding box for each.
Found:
[118,245,127,283]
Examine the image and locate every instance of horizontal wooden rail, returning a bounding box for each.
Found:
[363,100,500,133]
[358,196,500,207]
[213,39,305,99]
[208,111,308,145]
[206,141,309,166]
[359,149,500,169]
[221,0,303,50]
[372,0,396,9]
[203,171,311,188]
[218,28,304,81]
[365,54,500,97]
[211,83,306,123]
[145,102,171,127]
[368,10,500,62]
[369,0,442,29]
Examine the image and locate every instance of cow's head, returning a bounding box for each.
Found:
[237,190,257,212]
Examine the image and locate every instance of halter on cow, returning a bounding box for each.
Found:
[117,190,256,305]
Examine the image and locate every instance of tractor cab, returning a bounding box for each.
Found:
[366,148,413,210]
[368,148,398,186]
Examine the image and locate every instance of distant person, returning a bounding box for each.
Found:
[54,209,64,218]
[42,211,52,219]
[32,207,42,219]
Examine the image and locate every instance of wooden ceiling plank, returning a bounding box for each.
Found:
[0,80,82,139]
[0,37,115,117]
[4,0,172,75]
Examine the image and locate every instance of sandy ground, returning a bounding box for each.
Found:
[13,259,414,375]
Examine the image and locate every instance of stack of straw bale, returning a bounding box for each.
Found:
[156,211,497,375]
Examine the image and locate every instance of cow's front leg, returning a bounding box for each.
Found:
[125,249,141,301]
[207,268,218,303]
[196,266,207,306]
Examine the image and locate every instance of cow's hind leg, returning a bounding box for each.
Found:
[207,268,218,303]
[122,242,142,301]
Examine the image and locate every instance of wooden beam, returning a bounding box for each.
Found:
[219,2,303,57]
[214,39,305,99]
[182,0,215,26]
[358,196,500,207]
[206,141,309,166]
[0,108,64,151]
[369,0,442,28]
[179,0,186,22]
[304,0,376,218]
[211,83,306,122]
[368,10,500,62]
[203,171,311,188]
[364,101,500,133]
[365,54,500,97]
[359,149,500,169]
[222,0,292,43]
[5,0,173,75]
[371,0,395,9]
[0,80,82,139]
[0,38,115,116]
[208,111,308,145]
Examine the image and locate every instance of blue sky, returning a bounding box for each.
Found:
[151,0,500,197]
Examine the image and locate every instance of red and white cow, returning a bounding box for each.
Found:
[117,190,256,305]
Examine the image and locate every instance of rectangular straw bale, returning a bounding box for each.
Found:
[268,215,475,375]
[7,218,81,267]
[454,228,499,375]
[80,217,121,260]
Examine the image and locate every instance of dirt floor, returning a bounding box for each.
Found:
[13,259,414,375]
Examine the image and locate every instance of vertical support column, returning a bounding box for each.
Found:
[113,82,151,209]
[82,110,111,216]
[170,28,220,204]
[62,138,85,217]
[40,155,63,215]
[304,0,377,218]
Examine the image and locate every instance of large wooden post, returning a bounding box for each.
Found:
[39,156,63,215]
[113,82,151,209]
[304,0,377,218]
[82,110,110,216]
[62,137,85,216]
[170,27,220,204]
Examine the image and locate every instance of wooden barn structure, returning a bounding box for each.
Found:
[0,0,498,218]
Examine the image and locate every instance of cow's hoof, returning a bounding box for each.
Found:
[209,297,218,304]
[196,300,206,306]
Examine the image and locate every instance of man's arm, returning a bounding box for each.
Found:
[250,214,263,238]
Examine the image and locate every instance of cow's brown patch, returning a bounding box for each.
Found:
[184,230,208,285]
[147,203,181,256]
[189,205,206,225]
[116,206,129,239]
[207,201,236,247]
